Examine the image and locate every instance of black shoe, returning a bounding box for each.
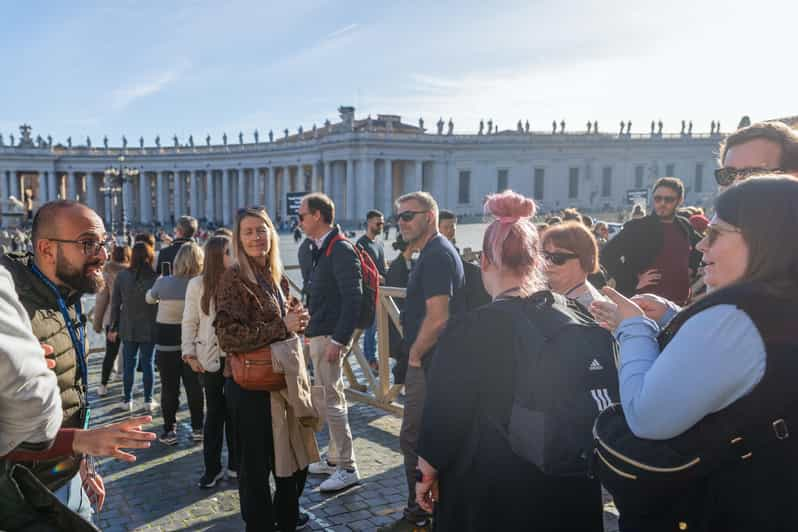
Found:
[296,512,310,529]
[158,430,177,446]
[197,470,224,489]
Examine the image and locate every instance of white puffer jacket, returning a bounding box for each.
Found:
[181,276,225,372]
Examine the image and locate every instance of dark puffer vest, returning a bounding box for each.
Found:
[0,253,86,491]
[653,281,798,531]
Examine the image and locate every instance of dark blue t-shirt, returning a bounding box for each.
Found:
[401,234,465,363]
[356,234,387,277]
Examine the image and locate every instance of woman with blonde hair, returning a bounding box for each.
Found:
[214,208,316,531]
[183,235,239,488]
[146,242,205,445]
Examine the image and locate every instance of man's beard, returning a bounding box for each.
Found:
[55,251,105,294]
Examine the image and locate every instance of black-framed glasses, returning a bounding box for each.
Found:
[653,195,678,204]
[48,237,113,256]
[714,167,783,187]
[543,250,579,266]
[397,210,429,222]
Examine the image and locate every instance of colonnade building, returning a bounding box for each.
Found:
[0,107,725,228]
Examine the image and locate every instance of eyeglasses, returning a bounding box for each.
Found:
[653,195,678,204]
[705,223,742,247]
[543,250,579,266]
[48,237,113,256]
[397,210,429,222]
[714,167,784,187]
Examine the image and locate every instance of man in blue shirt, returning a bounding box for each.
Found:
[355,210,387,371]
[383,192,464,531]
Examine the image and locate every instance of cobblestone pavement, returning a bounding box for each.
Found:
[87,335,619,531]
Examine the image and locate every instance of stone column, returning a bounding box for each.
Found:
[383,159,393,215]
[237,169,246,209]
[413,160,424,192]
[205,170,215,223]
[346,159,356,221]
[85,172,98,213]
[47,172,57,202]
[10,171,20,202]
[281,166,290,218]
[139,172,152,224]
[434,161,447,203]
[0,170,7,227]
[123,178,135,227]
[38,172,48,205]
[191,170,201,218]
[253,168,262,207]
[157,171,168,224]
[358,158,375,216]
[67,172,78,201]
[103,173,112,223]
[222,169,232,226]
[324,161,333,196]
[311,161,319,192]
[264,168,274,215]
[173,171,183,218]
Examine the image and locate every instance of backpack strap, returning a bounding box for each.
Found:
[323,232,348,257]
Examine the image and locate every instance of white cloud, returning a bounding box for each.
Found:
[110,62,190,111]
[326,23,359,40]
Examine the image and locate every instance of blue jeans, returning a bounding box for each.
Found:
[363,322,377,364]
[123,341,155,402]
[53,473,94,523]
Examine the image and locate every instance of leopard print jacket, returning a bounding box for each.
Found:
[213,264,292,354]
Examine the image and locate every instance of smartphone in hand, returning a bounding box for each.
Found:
[161,262,171,276]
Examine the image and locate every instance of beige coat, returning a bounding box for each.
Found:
[270,335,324,477]
[92,261,126,333]
[182,276,226,372]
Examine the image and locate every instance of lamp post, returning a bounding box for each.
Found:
[101,155,140,241]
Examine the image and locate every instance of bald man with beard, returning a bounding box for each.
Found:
[0,200,111,523]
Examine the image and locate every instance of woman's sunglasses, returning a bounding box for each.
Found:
[543,251,579,266]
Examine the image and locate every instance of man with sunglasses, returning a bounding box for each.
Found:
[601,178,702,304]
[715,120,798,190]
[0,200,112,522]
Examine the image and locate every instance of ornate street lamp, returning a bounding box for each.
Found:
[102,155,140,240]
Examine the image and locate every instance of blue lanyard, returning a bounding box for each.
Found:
[30,264,88,399]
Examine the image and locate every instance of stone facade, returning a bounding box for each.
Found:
[0,110,724,228]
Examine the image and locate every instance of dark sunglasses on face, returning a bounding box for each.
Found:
[714,167,784,186]
[653,195,678,204]
[397,210,429,222]
[544,250,579,266]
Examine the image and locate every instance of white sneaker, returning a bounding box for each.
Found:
[122,401,134,414]
[145,399,159,413]
[308,459,337,476]
[225,469,238,480]
[319,467,360,492]
[97,384,108,397]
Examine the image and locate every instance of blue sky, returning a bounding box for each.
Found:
[1,0,794,145]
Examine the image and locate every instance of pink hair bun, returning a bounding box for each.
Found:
[484,190,537,220]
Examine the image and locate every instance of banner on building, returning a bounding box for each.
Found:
[286,192,305,216]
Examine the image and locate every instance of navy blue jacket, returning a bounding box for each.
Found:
[306,226,363,345]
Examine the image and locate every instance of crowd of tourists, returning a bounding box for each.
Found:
[1,119,798,532]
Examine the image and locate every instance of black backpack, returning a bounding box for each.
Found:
[494,291,620,477]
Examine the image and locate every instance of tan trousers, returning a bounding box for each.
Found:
[308,335,356,469]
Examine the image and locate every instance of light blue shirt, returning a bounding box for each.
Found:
[615,304,766,439]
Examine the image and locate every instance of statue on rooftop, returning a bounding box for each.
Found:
[206,134,211,146]
[651,121,656,135]
[189,135,194,148]
[710,120,716,135]
[688,121,693,135]
[122,136,127,149]
[324,119,331,129]
[716,121,721,133]
[681,120,686,135]
[47,135,52,148]
[155,135,161,148]
[68,137,72,148]
[140,136,144,149]
[586,121,592,134]
[447,118,454,135]
[479,120,484,135]
[238,132,244,145]
[626,121,632,135]
[437,117,444,135]
[269,129,274,143]
[20,125,32,145]
[619,121,625,136]
[560,120,566,134]
[525,120,530,133]
[658,120,663,136]
[173,135,179,147]
[312,124,318,138]
[254,129,259,143]
[103,136,108,149]
[419,117,424,130]
[518,120,523,133]
[87,136,92,148]
[487,119,493,135]
[0,134,3,146]
[222,133,227,146]
[298,125,303,136]
[594,121,598,133]
[284,129,289,140]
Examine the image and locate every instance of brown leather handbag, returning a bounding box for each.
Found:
[229,346,287,392]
